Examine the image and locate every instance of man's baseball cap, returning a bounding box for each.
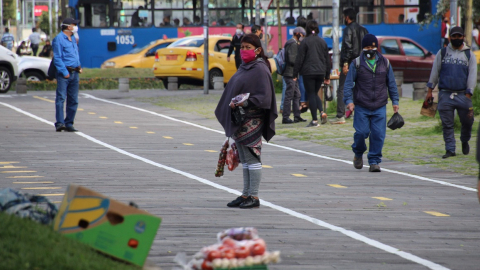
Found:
[293,27,306,36]
[449,26,464,36]
[62,18,80,25]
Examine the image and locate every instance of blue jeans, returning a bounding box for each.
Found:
[437,91,474,152]
[55,71,79,127]
[298,75,306,103]
[352,105,387,165]
[280,77,286,110]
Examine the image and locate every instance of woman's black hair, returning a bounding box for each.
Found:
[305,20,319,36]
[251,25,262,34]
[240,34,271,72]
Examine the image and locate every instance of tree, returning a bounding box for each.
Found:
[419,0,480,28]
[38,11,57,39]
[2,0,16,25]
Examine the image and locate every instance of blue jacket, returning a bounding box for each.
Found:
[52,32,81,77]
[343,53,399,110]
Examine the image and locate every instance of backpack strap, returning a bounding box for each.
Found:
[464,49,471,62]
[355,56,361,70]
[441,47,447,61]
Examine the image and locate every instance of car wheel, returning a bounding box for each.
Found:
[24,71,45,82]
[0,66,13,93]
[209,68,223,89]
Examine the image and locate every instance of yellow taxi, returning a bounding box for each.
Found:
[153,35,276,88]
[101,38,176,68]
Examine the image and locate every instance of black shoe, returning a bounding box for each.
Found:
[294,116,307,123]
[282,118,294,124]
[65,126,79,132]
[306,121,319,127]
[369,164,381,172]
[55,124,66,132]
[227,196,247,207]
[239,196,260,209]
[442,151,456,159]
[353,156,363,169]
[462,142,470,155]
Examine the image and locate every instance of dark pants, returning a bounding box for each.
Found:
[303,75,324,121]
[438,91,474,153]
[234,56,241,69]
[336,71,347,118]
[55,71,80,128]
[31,44,39,56]
[352,105,387,165]
[283,76,301,119]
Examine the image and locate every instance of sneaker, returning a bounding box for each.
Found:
[353,156,363,169]
[306,120,319,127]
[369,164,381,172]
[239,196,260,209]
[227,196,247,207]
[330,117,346,124]
[282,118,294,124]
[294,116,307,123]
[462,142,470,155]
[300,102,308,113]
[345,110,353,119]
[320,112,328,125]
[442,151,456,159]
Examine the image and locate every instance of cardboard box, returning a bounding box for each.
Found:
[53,185,162,267]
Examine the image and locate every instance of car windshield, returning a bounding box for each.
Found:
[128,41,157,54]
[168,38,204,48]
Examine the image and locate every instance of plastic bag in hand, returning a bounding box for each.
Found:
[387,112,405,130]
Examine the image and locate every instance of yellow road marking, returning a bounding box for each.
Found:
[163,136,173,139]
[88,112,96,115]
[327,184,348,188]
[1,171,37,173]
[99,116,108,119]
[114,121,123,124]
[39,193,64,196]
[424,211,450,217]
[77,108,84,111]
[0,162,19,164]
[13,181,54,184]
[33,96,54,103]
[0,165,27,169]
[21,187,62,190]
[130,127,138,129]
[6,176,44,178]
[372,197,393,201]
[205,150,218,153]
[292,174,307,177]
[146,131,155,134]
[183,143,194,146]
[262,165,273,168]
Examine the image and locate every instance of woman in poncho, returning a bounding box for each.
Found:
[215,34,277,209]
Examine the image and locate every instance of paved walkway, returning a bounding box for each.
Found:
[0,89,478,270]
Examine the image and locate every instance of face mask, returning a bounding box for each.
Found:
[258,33,263,39]
[73,26,78,33]
[236,29,242,35]
[363,48,377,59]
[450,38,464,47]
[240,48,258,63]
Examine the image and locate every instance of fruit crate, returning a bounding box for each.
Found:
[214,265,268,270]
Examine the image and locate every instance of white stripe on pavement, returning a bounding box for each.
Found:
[0,101,450,270]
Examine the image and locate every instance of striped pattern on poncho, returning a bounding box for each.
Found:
[232,107,265,157]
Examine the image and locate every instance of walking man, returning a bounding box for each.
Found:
[227,23,245,69]
[343,34,400,172]
[29,28,42,56]
[332,8,368,124]
[53,18,82,132]
[1,28,15,51]
[282,27,306,124]
[426,26,477,159]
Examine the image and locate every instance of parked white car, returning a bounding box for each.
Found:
[0,45,19,93]
[18,56,51,81]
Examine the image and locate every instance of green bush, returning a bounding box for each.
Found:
[26,78,165,91]
[472,85,480,116]
[272,73,283,94]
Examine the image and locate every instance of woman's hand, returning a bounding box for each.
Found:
[324,79,330,85]
[229,102,235,108]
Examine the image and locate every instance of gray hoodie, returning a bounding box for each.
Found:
[427,43,477,95]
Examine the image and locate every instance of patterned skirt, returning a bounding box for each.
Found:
[232,117,264,157]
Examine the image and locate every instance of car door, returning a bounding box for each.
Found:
[213,39,237,82]
[399,39,432,82]
[142,42,172,68]
[379,39,406,76]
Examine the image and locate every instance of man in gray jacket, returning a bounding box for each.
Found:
[426,26,477,159]
[282,27,306,124]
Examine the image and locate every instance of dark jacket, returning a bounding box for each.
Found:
[283,38,299,77]
[340,22,368,66]
[293,35,331,79]
[228,34,244,59]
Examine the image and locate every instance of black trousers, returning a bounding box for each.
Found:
[283,76,301,119]
[336,70,347,118]
[303,75,325,121]
[31,44,39,56]
[234,56,241,69]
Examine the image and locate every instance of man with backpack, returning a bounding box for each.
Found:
[426,26,477,159]
[281,27,306,124]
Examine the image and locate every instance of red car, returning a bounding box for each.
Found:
[377,36,435,83]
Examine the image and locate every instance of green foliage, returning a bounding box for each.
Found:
[272,73,283,94]
[38,11,57,37]
[26,78,164,91]
[472,86,480,116]
[2,0,16,24]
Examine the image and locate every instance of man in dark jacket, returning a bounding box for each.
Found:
[227,23,245,69]
[343,34,399,172]
[282,27,306,124]
[332,8,368,124]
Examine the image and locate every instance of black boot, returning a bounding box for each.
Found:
[239,196,260,209]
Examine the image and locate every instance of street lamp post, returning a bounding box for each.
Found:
[203,0,209,94]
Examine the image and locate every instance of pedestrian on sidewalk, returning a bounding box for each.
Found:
[282,27,306,124]
[332,8,368,125]
[293,20,331,127]
[53,18,82,132]
[343,34,400,172]
[227,23,245,69]
[1,28,15,51]
[426,26,477,159]
[29,28,42,56]
[215,34,277,209]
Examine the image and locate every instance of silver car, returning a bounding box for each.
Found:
[18,56,51,81]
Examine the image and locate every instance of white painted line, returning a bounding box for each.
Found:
[0,102,451,270]
[81,94,476,193]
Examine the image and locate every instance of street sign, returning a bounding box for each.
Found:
[260,0,273,11]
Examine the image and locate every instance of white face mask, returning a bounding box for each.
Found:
[235,29,242,35]
[73,26,79,33]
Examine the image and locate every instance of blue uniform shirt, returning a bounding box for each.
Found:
[52,32,80,77]
[343,54,399,107]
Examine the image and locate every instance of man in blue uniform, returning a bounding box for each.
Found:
[53,18,82,132]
